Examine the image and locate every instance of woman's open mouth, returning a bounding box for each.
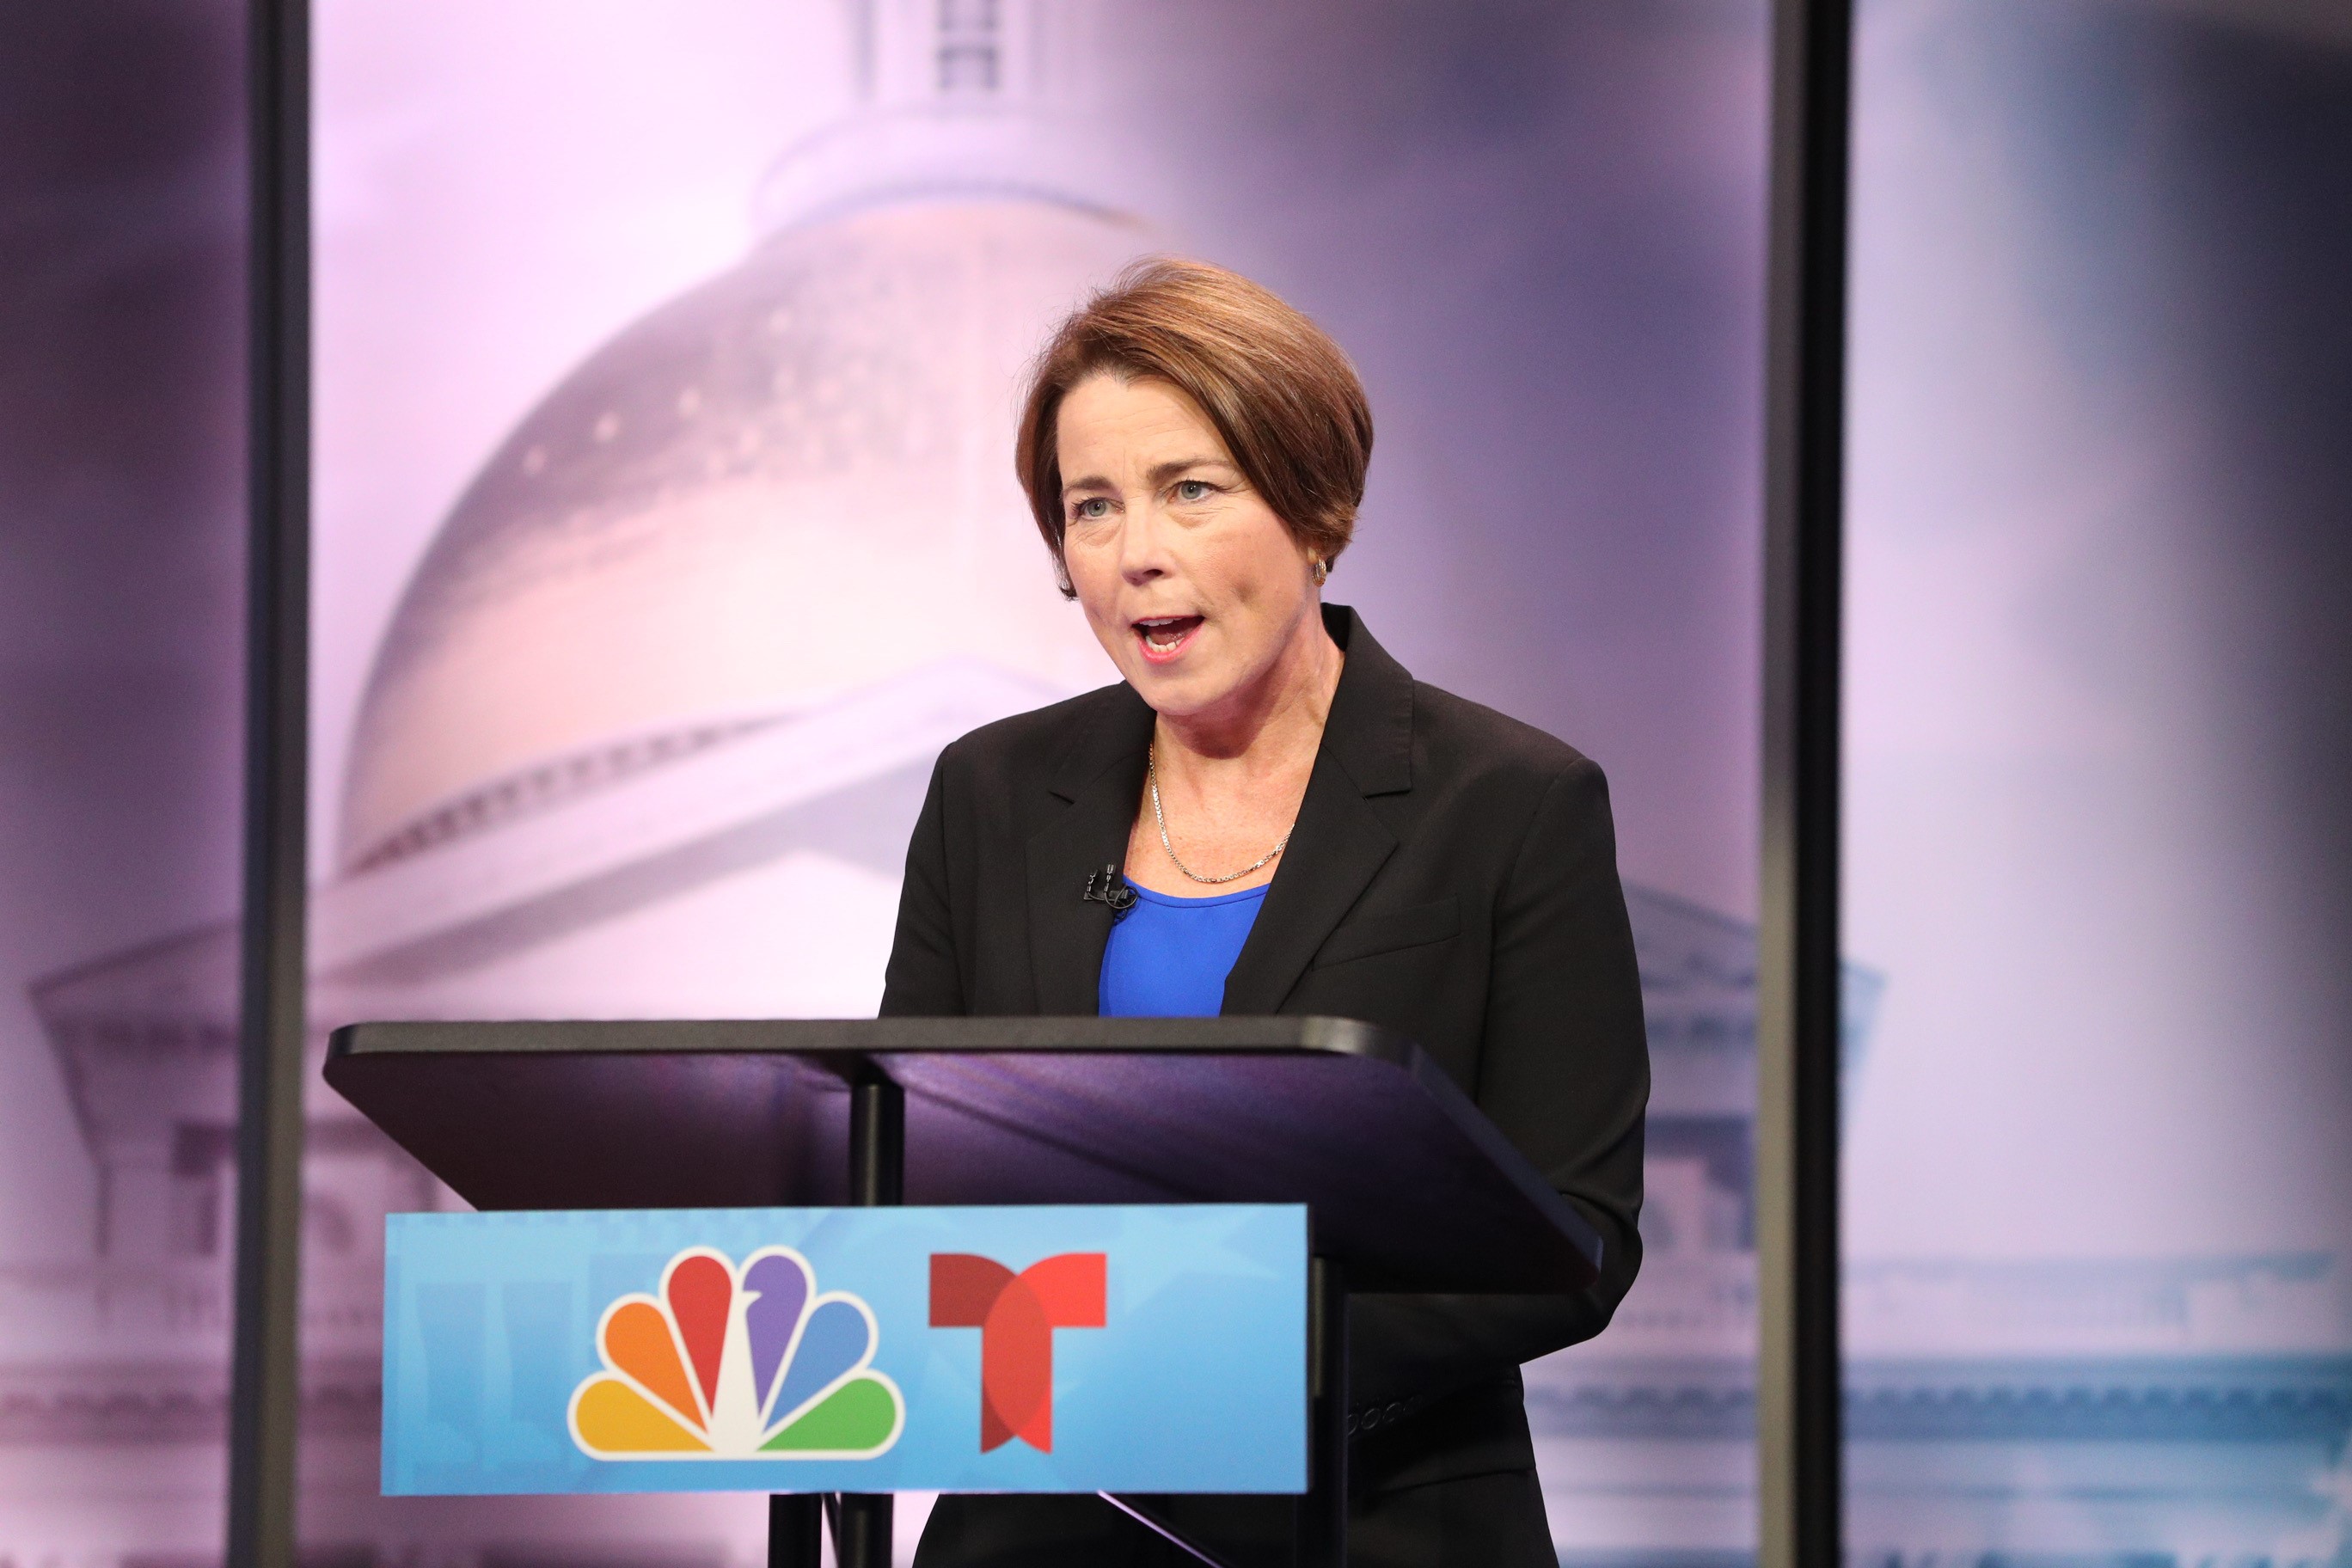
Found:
[1132,615,1204,664]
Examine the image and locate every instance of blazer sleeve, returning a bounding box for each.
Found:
[879,756,967,1017]
[1348,756,1649,1412]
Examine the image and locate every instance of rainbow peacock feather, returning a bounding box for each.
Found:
[567,1246,903,1460]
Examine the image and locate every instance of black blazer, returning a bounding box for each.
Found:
[881,604,1648,1504]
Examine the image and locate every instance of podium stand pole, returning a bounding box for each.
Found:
[766,1497,821,1568]
[835,1070,903,1568]
[848,1069,907,1206]
[1302,1258,1349,1566]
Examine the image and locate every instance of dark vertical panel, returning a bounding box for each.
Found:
[226,1,309,1565]
[0,8,248,1560]
[1756,0,1850,1562]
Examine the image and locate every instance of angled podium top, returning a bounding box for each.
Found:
[324,1015,1600,1294]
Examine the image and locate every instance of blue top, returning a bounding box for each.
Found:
[1097,881,1270,1018]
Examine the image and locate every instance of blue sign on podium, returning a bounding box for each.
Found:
[382,1204,1308,1496]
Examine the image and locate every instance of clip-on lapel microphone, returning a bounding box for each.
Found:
[1081,863,1139,922]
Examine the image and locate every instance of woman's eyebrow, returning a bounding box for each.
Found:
[1144,456,1232,486]
[1061,456,1231,498]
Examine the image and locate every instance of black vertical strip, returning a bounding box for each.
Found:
[226,2,309,1566]
[1757,0,1850,1564]
[1300,1256,1347,1567]
[768,1496,824,1568]
[834,1072,903,1567]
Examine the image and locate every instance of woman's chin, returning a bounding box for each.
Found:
[1124,662,1227,719]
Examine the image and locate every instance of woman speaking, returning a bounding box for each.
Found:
[884,259,1648,1566]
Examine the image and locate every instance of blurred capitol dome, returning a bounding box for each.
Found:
[338,0,1148,875]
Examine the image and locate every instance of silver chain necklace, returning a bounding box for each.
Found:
[1148,741,1293,885]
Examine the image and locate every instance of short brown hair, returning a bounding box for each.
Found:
[1015,257,1373,596]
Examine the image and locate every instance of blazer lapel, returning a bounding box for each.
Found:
[1220,605,1416,1014]
[1218,756,1397,1014]
[1025,689,1155,1014]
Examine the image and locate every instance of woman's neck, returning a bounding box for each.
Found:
[1153,611,1344,777]
[1124,608,1342,895]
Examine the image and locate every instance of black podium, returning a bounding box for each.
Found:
[326,1015,1602,1568]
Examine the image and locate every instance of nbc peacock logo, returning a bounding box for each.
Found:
[568,1246,904,1461]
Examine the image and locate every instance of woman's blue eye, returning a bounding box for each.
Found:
[1072,497,1111,521]
[1175,480,1213,502]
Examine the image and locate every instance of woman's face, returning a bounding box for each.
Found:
[1055,372,1325,726]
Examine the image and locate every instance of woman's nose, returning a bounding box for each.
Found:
[1118,507,1173,581]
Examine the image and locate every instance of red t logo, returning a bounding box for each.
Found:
[928,1253,1107,1453]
